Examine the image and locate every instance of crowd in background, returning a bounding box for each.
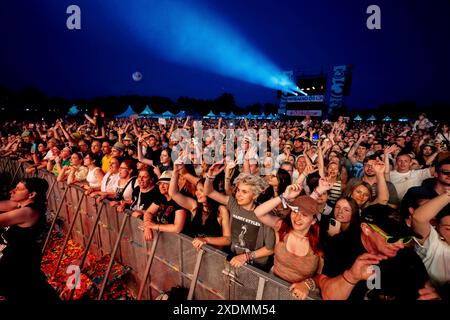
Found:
[0,110,449,301]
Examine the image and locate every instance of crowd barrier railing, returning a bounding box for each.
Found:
[0,158,320,300]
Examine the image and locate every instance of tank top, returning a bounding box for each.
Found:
[0,203,44,269]
[187,204,222,238]
[273,235,320,283]
[86,167,102,188]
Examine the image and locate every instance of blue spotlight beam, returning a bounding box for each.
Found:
[106,0,299,93]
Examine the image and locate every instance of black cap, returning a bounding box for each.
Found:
[361,204,421,240]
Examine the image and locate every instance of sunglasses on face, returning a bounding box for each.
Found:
[367,223,413,244]
[439,170,450,176]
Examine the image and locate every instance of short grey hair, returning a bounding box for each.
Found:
[233,173,269,195]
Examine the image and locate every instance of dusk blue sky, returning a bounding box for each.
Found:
[1,0,449,109]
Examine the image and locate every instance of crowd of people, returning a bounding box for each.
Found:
[0,110,449,301]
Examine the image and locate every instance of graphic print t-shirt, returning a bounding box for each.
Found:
[227,197,275,269]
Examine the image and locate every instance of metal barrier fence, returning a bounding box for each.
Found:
[0,158,320,300]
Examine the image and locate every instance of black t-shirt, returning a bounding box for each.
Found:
[151,196,185,226]
[144,147,162,165]
[130,186,160,212]
[322,229,429,300]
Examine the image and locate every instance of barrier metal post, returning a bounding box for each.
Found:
[137,231,160,300]
[97,211,131,300]
[52,192,86,277]
[42,186,69,254]
[256,277,266,300]
[187,249,205,300]
[10,162,22,184]
[67,202,104,300]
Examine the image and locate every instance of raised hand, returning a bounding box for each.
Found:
[317,176,333,192]
[302,164,319,177]
[173,156,185,172]
[224,159,237,177]
[372,159,386,175]
[383,144,397,155]
[283,184,303,200]
[208,160,225,177]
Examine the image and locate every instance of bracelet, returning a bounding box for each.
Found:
[206,174,216,180]
[342,271,357,286]
[304,278,316,291]
[279,194,288,208]
[249,250,257,261]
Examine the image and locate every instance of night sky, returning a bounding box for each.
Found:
[1,0,449,109]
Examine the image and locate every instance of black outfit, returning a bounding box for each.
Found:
[144,147,162,165]
[152,197,188,232]
[130,187,160,213]
[185,204,223,239]
[322,229,428,300]
[0,204,59,300]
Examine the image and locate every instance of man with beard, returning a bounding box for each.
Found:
[346,154,400,209]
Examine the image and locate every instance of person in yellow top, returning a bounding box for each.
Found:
[101,140,112,173]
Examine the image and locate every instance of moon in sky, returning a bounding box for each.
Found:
[132,71,143,82]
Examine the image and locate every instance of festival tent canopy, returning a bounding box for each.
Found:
[116,105,137,118]
[367,115,377,121]
[67,105,80,116]
[399,117,410,122]
[139,105,155,117]
[383,116,392,122]
[246,112,255,119]
[228,111,236,119]
[161,110,175,118]
[176,110,187,118]
[354,115,363,121]
[204,110,217,118]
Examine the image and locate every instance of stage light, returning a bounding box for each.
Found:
[306,88,310,90]
[107,0,298,93]
[312,86,315,90]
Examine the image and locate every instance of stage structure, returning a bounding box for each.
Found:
[277,65,352,118]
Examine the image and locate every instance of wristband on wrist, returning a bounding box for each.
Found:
[304,278,316,291]
[342,271,357,286]
[206,174,216,180]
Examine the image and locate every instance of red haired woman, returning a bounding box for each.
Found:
[254,183,326,300]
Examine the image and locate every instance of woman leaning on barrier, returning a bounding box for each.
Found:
[122,167,159,218]
[168,158,231,251]
[57,151,88,185]
[253,178,334,300]
[81,152,105,194]
[0,178,59,301]
[204,161,276,272]
[142,170,188,241]
[90,157,120,201]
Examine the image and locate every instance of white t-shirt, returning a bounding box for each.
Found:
[389,169,432,200]
[101,172,120,193]
[43,149,57,161]
[414,227,450,287]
